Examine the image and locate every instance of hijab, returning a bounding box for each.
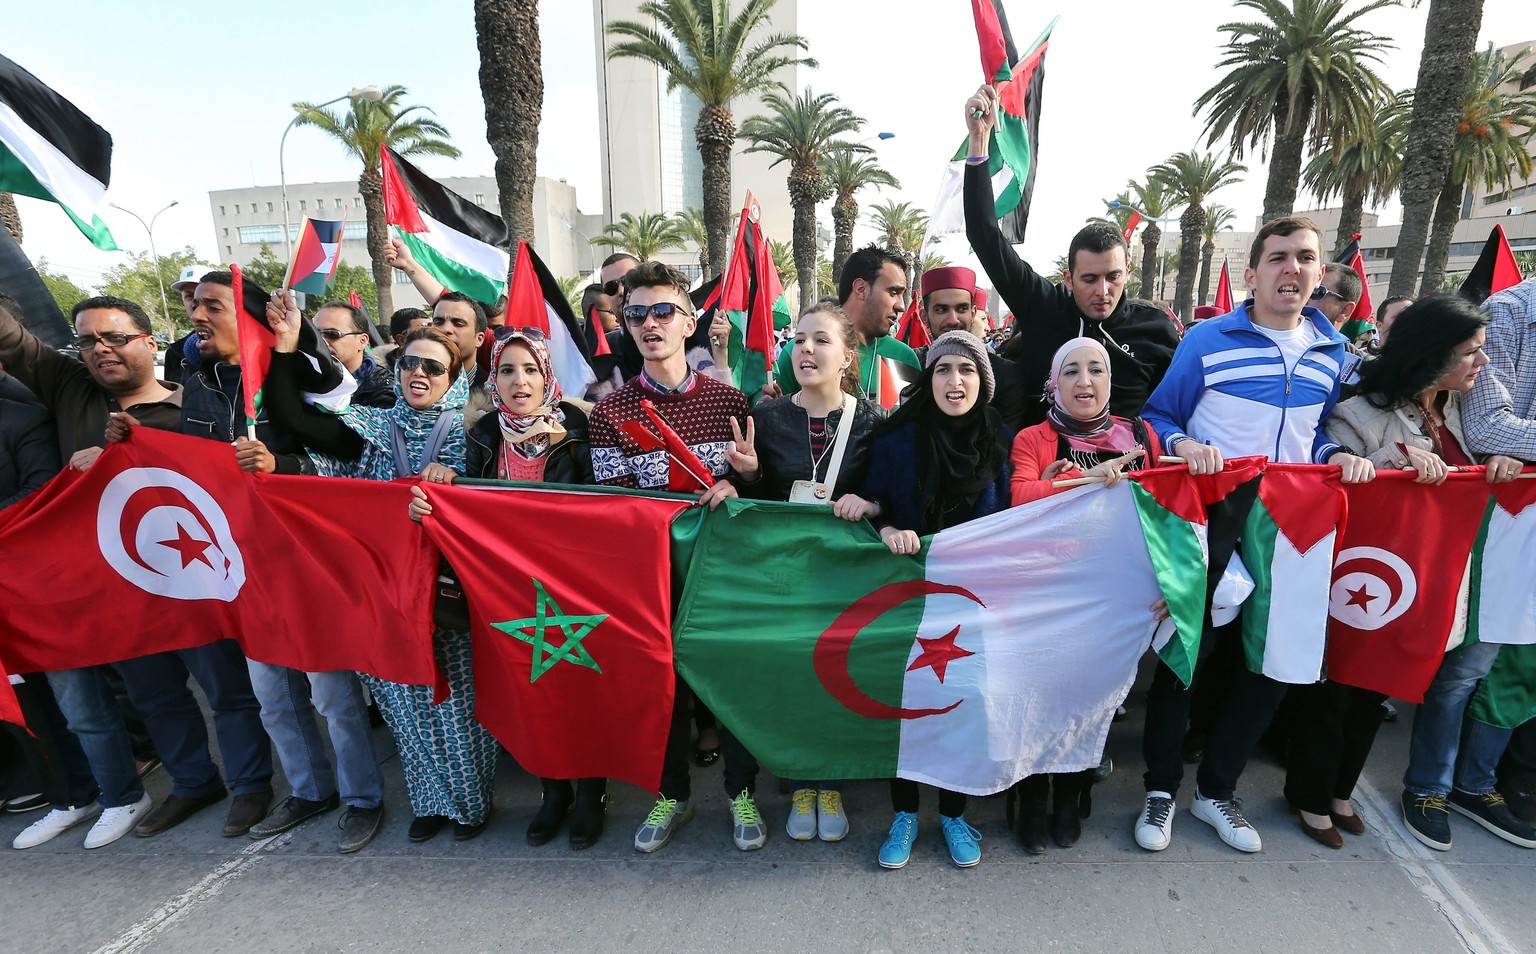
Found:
[1045,336,1138,455]
[488,331,566,461]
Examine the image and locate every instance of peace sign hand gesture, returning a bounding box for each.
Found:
[726,416,759,481]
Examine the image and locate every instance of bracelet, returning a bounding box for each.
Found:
[965,155,988,164]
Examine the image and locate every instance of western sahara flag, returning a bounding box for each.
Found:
[381,145,509,306]
[718,191,788,397]
[505,239,598,397]
[929,12,1055,241]
[284,216,346,296]
[673,477,1216,794]
[0,54,115,250]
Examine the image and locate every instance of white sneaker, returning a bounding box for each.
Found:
[1135,792,1176,851]
[84,793,153,849]
[786,789,817,840]
[729,790,767,851]
[817,790,849,842]
[634,798,694,853]
[12,803,102,849]
[1191,789,1262,853]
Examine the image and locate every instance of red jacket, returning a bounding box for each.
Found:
[1009,417,1162,506]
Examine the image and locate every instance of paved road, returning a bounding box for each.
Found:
[3,665,1532,954]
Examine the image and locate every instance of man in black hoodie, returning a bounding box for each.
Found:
[963,85,1179,427]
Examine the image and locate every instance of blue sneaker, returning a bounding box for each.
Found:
[878,811,918,869]
[941,814,982,867]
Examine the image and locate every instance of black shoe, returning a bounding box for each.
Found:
[527,780,573,846]
[1181,731,1206,764]
[1381,700,1398,723]
[1449,789,1536,848]
[248,792,341,839]
[338,806,383,854]
[1050,801,1081,848]
[454,816,489,841]
[568,779,608,850]
[692,746,720,767]
[1017,800,1048,855]
[408,815,447,843]
[1090,757,1113,785]
[1402,790,1451,851]
[3,793,48,814]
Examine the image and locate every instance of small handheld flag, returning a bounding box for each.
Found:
[283,216,346,295]
[1459,225,1524,305]
[1214,258,1233,313]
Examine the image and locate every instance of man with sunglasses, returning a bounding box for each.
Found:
[315,301,392,408]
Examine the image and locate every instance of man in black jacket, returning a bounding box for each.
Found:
[315,301,393,408]
[963,85,1179,428]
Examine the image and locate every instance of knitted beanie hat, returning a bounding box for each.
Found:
[925,330,994,402]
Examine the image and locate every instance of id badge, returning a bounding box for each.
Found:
[789,479,833,504]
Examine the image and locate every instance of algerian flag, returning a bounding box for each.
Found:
[381,145,507,305]
[0,54,116,250]
[1466,480,1536,646]
[673,479,1205,795]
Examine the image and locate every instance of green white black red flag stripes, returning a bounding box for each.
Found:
[381,145,508,305]
[1466,479,1536,646]
[0,54,116,250]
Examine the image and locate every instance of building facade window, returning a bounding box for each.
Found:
[238,224,301,244]
[475,194,485,206]
[267,202,274,213]
[299,200,307,211]
[251,203,258,213]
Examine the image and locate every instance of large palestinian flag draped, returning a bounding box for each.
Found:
[1466,478,1536,646]
[718,192,788,397]
[672,478,1208,795]
[928,12,1056,241]
[0,54,115,249]
[381,145,509,305]
[505,239,599,397]
[419,482,691,793]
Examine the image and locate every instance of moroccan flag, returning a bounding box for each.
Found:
[718,191,784,396]
[505,240,598,397]
[419,482,692,793]
[674,482,1205,794]
[1466,477,1536,646]
[1121,210,1141,245]
[928,16,1056,241]
[283,216,346,296]
[895,296,930,348]
[0,54,115,249]
[1326,472,1492,702]
[1214,257,1234,313]
[1459,225,1524,306]
[381,145,509,306]
[0,428,439,687]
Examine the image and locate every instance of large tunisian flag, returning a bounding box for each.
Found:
[0,428,439,688]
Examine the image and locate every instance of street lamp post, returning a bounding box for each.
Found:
[109,200,178,337]
[1106,200,1180,302]
[280,86,383,267]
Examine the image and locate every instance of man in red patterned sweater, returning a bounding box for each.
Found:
[586,261,764,855]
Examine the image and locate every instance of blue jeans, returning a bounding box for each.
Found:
[1457,718,1515,795]
[44,666,143,809]
[113,640,273,798]
[246,661,382,809]
[1404,641,1502,796]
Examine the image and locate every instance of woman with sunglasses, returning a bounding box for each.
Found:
[727,302,887,844]
[407,328,609,850]
[855,330,1012,869]
[263,293,499,845]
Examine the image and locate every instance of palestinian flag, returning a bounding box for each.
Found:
[1334,235,1375,339]
[927,14,1056,241]
[718,191,785,396]
[381,145,508,306]
[1459,225,1524,306]
[283,216,346,296]
[505,240,598,397]
[1214,257,1234,313]
[673,481,1201,794]
[895,296,930,348]
[871,349,921,410]
[1466,477,1536,647]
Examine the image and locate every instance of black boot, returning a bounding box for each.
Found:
[1018,799,1049,854]
[1050,773,1084,848]
[526,779,572,846]
[567,778,608,850]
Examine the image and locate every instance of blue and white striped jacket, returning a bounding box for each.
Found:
[1141,302,1349,465]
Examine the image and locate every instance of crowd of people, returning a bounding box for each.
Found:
[2,85,1536,871]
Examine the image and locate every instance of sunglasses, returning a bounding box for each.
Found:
[601,279,627,297]
[622,302,691,326]
[398,354,449,377]
[491,324,546,342]
[1310,286,1347,302]
[72,332,150,351]
[318,328,368,341]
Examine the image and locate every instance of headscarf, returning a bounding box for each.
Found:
[488,331,566,460]
[1044,336,1139,458]
[314,361,470,481]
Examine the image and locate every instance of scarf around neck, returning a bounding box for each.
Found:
[320,368,470,481]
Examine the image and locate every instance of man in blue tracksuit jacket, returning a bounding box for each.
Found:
[1134,215,1376,855]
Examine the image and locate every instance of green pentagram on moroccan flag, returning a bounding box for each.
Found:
[491,578,607,683]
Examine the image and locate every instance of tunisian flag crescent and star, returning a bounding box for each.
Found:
[0,428,440,688]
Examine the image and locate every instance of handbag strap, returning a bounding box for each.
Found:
[819,393,858,492]
[391,413,456,477]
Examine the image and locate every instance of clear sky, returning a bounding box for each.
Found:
[7,0,1531,289]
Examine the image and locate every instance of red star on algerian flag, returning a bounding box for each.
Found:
[906,626,975,684]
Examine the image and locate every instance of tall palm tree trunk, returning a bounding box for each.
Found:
[360,169,394,317]
[791,197,816,311]
[1335,183,1367,258]
[0,193,20,244]
[696,106,735,277]
[1261,92,1314,223]
[1389,0,1486,297]
[1198,240,1215,306]
[1174,205,1206,320]
[1140,224,1162,302]
[475,0,542,269]
[831,197,856,281]
[1420,168,1464,294]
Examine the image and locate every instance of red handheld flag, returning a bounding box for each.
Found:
[895,296,930,348]
[1121,211,1142,246]
[230,263,273,434]
[1214,258,1233,313]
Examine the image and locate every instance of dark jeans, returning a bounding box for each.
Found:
[2,675,96,807]
[1015,772,1089,813]
[1282,681,1388,815]
[658,671,757,802]
[99,665,157,762]
[1143,621,1290,800]
[890,779,966,817]
[1500,719,1536,789]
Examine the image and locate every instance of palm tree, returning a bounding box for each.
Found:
[474,0,541,254]
[741,89,868,310]
[824,151,898,281]
[1303,88,1412,256]
[1419,45,1536,293]
[606,0,815,277]
[815,256,836,300]
[866,200,928,291]
[674,206,711,280]
[292,85,459,317]
[589,211,687,262]
[0,193,19,244]
[1150,151,1246,319]
[1195,0,1394,223]
[1197,204,1237,306]
[1126,177,1173,303]
[769,238,796,288]
[1388,0,1488,296]
[558,273,586,316]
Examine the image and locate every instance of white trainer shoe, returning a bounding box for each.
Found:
[786,788,817,840]
[12,803,102,849]
[84,793,153,849]
[1135,792,1176,851]
[1191,789,1262,853]
[817,790,849,842]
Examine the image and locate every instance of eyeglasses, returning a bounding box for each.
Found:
[398,354,449,377]
[622,302,691,326]
[318,328,368,341]
[1310,286,1347,302]
[72,332,151,351]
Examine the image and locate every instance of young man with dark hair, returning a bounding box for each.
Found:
[586,261,761,854]
[963,86,1179,427]
[599,252,641,296]
[315,302,392,408]
[1374,296,1412,350]
[1137,215,1374,854]
[430,291,492,427]
[1313,262,1362,331]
